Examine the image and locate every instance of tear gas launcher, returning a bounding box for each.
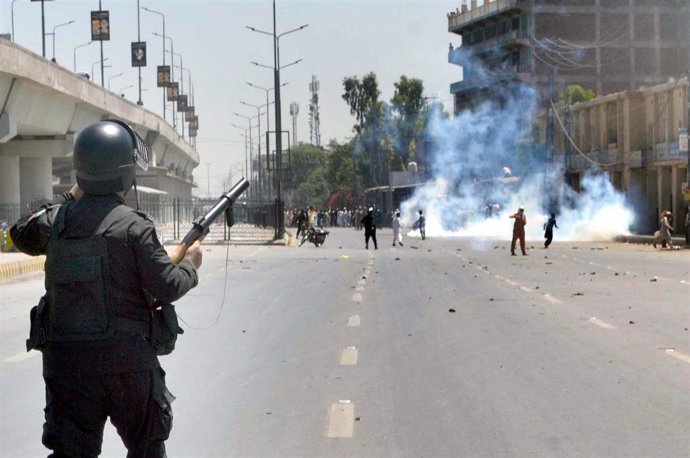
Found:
[170,178,250,263]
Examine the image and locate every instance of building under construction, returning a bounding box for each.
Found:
[447,0,689,112]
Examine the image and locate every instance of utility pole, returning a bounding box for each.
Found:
[272,0,284,238]
[545,67,556,210]
[99,0,104,87]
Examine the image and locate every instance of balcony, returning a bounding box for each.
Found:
[654,142,683,163]
[448,0,527,33]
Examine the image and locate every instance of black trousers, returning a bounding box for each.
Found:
[43,369,173,458]
[544,231,554,248]
[365,232,377,249]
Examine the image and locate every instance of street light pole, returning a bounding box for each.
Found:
[99,0,104,87]
[92,57,109,79]
[136,0,143,105]
[73,40,92,72]
[154,32,176,130]
[173,51,185,138]
[234,113,254,201]
[247,5,308,238]
[241,101,263,203]
[11,0,21,43]
[108,72,124,90]
[231,124,250,183]
[49,20,75,61]
[142,6,166,120]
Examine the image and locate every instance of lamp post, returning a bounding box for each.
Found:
[108,72,124,91]
[172,52,186,138]
[231,124,250,183]
[153,32,176,130]
[118,84,134,97]
[11,0,22,43]
[240,101,264,203]
[47,20,75,61]
[142,6,166,120]
[247,81,287,201]
[234,113,255,202]
[92,57,109,78]
[73,40,92,72]
[247,10,308,238]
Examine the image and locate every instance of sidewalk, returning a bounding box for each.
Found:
[1,224,292,282]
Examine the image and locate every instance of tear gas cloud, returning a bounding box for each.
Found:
[400,71,634,242]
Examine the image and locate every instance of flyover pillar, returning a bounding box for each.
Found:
[19,157,53,213]
[0,156,20,220]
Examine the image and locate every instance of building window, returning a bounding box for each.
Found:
[512,50,520,66]
[472,29,484,43]
[499,20,509,35]
[485,24,497,40]
[511,17,520,31]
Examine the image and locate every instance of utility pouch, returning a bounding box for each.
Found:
[26,296,48,352]
[152,304,184,356]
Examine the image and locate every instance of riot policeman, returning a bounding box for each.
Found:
[10,120,202,457]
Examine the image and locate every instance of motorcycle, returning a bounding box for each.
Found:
[299,226,329,247]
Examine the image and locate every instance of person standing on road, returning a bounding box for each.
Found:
[361,207,378,250]
[10,120,202,457]
[654,210,674,249]
[392,210,403,247]
[415,210,426,240]
[510,206,528,256]
[543,213,558,248]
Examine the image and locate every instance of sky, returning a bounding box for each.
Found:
[1,0,465,195]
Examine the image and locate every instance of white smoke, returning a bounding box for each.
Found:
[401,82,635,242]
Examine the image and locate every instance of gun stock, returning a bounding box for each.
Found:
[170,178,250,264]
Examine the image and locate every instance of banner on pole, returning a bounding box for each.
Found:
[90,11,110,41]
[166,82,178,102]
[157,65,170,87]
[131,42,147,67]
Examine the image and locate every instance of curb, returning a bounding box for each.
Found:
[614,235,687,246]
[0,255,45,281]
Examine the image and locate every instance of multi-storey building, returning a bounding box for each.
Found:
[447,0,689,113]
[548,77,688,232]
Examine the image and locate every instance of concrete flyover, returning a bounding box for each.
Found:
[0,39,199,222]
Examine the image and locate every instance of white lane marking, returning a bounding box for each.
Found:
[352,293,363,303]
[665,349,690,364]
[4,350,41,363]
[244,247,264,258]
[357,279,366,286]
[588,317,617,330]
[347,315,361,327]
[340,347,358,366]
[681,280,689,286]
[505,279,518,287]
[520,286,532,293]
[544,294,562,304]
[355,286,365,292]
[494,274,504,281]
[327,401,355,438]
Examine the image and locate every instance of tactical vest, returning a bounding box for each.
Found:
[44,202,150,342]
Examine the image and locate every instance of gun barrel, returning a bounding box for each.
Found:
[170,178,250,263]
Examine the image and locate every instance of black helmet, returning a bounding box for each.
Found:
[73,120,149,195]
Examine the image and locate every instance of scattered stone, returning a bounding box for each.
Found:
[629,320,635,324]
[572,292,584,296]
[590,272,596,275]
[535,286,540,290]
[428,249,432,253]
[650,277,658,282]
[489,298,494,301]
[266,412,272,415]
[411,246,419,250]
[448,308,456,313]
[614,272,619,276]
[242,330,246,333]
[546,262,553,265]
[572,247,578,249]
[408,333,412,336]
[355,417,361,421]
[494,246,499,249]
[362,275,367,279]
[456,248,462,251]
[395,257,400,261]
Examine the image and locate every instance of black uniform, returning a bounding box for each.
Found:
[11,192,198,457]
[361,212,378,250]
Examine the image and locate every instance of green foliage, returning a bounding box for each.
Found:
[342,73,381,134]
[390,75,425,166]
[295,168,329,208]
[290,143,326,187]
[557,84,596,109]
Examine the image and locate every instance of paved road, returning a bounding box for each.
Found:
[1,228,688,457]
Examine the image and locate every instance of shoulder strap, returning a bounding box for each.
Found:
[95,203,134,237]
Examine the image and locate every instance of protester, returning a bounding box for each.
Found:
[510,206,527,256]
[415,210,426,240]
[392,210,403,247]
[543,213,558,248]
[361,207,378,250]
[654,210,674,249]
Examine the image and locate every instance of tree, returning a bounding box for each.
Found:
[390,76,425,167]
[557,84,596,109]
[342,72,381,134]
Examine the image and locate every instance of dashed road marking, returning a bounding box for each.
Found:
[357,279,366,286]
[327,401,355,438]
[340,347,358,365]
[347,315,361,327]
[665,349,690,364]
[355,286,365,292]
[520,286,532,293]
[543,294,562,304]
[4,350,41,363]
[352,292,363,303]
[505,279,518,287]
[588,317,617,330]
